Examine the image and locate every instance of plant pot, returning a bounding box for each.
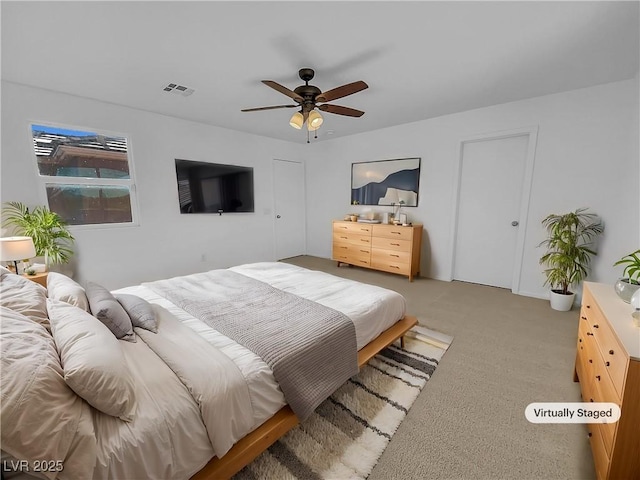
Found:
[614,278,640,303]
[549,289,575,311]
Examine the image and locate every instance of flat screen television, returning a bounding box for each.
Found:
[175,159,255,214]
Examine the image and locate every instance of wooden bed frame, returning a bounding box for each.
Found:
[191,314,418,480]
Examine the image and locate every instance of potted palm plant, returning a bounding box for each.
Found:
[539,208,604,311]
[613,249,640,303]
[1,201,74,269]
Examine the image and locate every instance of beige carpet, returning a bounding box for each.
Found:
[283,256,594,480]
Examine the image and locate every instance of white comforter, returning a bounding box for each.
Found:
[105,261,406,479]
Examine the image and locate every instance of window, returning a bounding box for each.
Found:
[31,124,137,226]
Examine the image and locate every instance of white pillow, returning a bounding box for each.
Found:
[0,269,49,328]
[47,272,90,312]
[0,306,96,480]
[47,299,137,422]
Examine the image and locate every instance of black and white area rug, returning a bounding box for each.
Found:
[234,325,453,480]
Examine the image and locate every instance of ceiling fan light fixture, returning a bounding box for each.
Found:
[308,110,323,130]
[289,111,304,129]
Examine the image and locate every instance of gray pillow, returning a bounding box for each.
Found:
[85,282,135,342]
[115,294,158,333]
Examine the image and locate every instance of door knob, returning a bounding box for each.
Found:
[511,221,519,226]
[276,215,281,219]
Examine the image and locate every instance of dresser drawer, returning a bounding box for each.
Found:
[332,243,371,258]
[372,224,414,241]
[372,236,411,252]
[588,422,610,480]
[590,373,617,455]
[333,221,374,235]
[371,248,411,264]
[591,320,627,399]
[332,232,372,246]
[576,317,594,387]
[371,259,411,275]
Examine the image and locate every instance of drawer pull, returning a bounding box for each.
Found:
[593,324,599,329]
[586,305,591,309]
[605,361,610,366]
[360,250,368,253]
[581,316,587,320]
[609,349,615,355]
[588,432,592,438]
[360,228,368,231]
[579,338,582,343]
[391,243,400,246]
[391,231,401,235]
[391,254,399,257]
[340,246,347,249]
[596,375,601,381]
[359,260,367,264]
[390,265,400,269]
[361,239,370,243]
[588,359,593,363]
[339,226,347,229]
[340,236,348,239]
[587,332,594,336]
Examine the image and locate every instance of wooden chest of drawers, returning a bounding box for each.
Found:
[332,220,422,281]
[574,282,640,480]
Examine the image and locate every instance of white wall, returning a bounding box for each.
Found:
[1,81,305,289]
[304,78,639,299]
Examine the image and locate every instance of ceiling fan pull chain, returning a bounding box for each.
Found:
[307,129,310,144]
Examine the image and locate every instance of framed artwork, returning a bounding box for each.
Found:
[351,157,420,206]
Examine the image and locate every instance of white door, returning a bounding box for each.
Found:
[453,135,529,289]
[273,159,306,260]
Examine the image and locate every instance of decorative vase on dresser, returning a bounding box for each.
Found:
[573,282,640,480]
[331,220,422,281]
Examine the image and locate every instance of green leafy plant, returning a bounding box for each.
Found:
[614,249,640,285]
[1,201,74,266]
[539,208,604,295]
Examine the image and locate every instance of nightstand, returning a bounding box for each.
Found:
[22,272,48,287]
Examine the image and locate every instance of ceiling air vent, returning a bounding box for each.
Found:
[163,83,194,97]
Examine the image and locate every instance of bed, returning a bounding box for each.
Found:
[0,262,416,480]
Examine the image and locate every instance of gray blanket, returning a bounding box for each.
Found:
[144,269,358,420]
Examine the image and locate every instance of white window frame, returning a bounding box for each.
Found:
[29,121,140,229]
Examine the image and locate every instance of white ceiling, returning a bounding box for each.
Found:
[2,1,638,144]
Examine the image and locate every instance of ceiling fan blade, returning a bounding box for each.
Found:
[318,104,365,117]
[262,80,303,102]
[241,105,298,112]
[316,81,368,103]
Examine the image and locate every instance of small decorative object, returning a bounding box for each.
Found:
[350,214,358,222]
[24,267,36,276]
[539,208,604,311]
[613,249,640,303]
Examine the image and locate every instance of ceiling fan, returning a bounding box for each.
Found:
[241,68,368,132]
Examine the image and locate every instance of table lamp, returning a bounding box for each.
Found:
[0,236,36,274]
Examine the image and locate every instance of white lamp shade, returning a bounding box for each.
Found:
[289,111,304,129]
[0,236,37,261]
[308,110,323,130]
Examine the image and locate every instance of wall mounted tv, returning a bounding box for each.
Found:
[175,159,255,214]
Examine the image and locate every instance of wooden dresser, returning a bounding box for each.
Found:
[332,220,422,281]
[574,282,640,480]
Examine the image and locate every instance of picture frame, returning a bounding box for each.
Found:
[351,157,420,206]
